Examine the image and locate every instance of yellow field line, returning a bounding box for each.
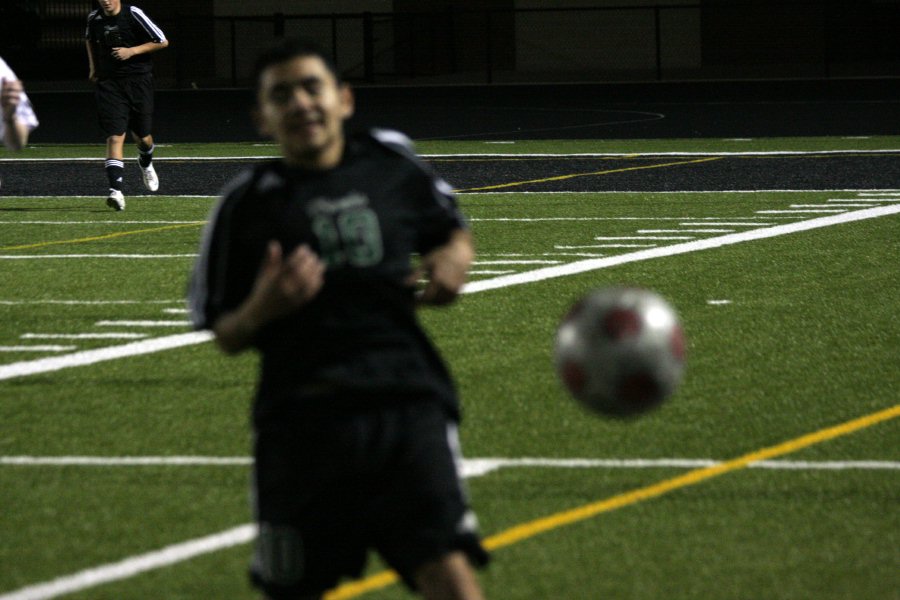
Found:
[324,403,900,599]
[454,156,724,193]
[0,222,206,251]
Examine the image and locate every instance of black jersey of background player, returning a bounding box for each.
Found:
[190,129,468,424]
[85,4,166,78]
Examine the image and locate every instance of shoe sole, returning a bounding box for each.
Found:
[106,196,125,211]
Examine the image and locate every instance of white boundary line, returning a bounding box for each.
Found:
[0,525,257,600]
[0,196,218,199]
[2,149,898,162]
[462,204,900,294]
[0,346,76,353]
[0,456,253,466]
[0,254,197,260]
[458,457,900,477]
[2,205,899,382]
[0,220,207,225]
[0,332,212,382]
[95,320,190,327]
[457,189,900,195]
[1,190,896,201]
[0,300,182,306]
[2,455,898,472]
[425,149,900,158]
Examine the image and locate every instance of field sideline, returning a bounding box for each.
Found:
[1,140,899,599]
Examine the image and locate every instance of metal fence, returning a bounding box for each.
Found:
[4,2,899,89]
[214,6,702,86]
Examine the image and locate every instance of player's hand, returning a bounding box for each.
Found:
[212,242,324,354]
[1,79,24,120]
[251,241,325,319]
[111,47,135,61]
[408,230,474,306]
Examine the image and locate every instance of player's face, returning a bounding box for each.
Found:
[98,0,121,16]
[256,55,354,169]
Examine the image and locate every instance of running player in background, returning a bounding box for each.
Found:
[85,0,168,211]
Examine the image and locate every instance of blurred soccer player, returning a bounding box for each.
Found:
[189,38,488,600]
[0,56,38,151]
[85,0,168,211]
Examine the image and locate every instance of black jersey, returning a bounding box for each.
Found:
[189,129,468,424]
[85,4,166,78]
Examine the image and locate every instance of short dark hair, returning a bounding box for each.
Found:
[252,38,342,91]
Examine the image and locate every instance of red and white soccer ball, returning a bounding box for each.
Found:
[553,287,686,418]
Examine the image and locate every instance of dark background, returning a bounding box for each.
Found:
[1,1,898,143]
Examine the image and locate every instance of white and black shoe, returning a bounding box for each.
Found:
[106,189,125,211]
[140,163,159,192]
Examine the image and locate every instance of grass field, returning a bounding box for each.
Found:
[1,137,899,600]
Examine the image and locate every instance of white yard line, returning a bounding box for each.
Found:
[0,332,212,382]
[469,270,517,275]
[0,525,257,600]
[95,320,191,327]
[458,457,900,477]
[812,203,875,208]
[826,200,881,204]
[464,204,900,294]
[21,333,149,340]
[0,346,77,353]
[0,456,253,466]
[1,150,897,163]
[790,204,852,208]
[3,455,897,472]
[0,300,181,306]
[0,196,218,200]
[468,216,785,222]
[595,235,695,240]
[755,209,846,214]
[459,189,900,195]
[0,254,197,260]
[638,229,735,233]
[0,221,204,225]
[557,244,656,249]
[2,204,898,383]
[678,222,774,227]
[2,190,896,201]
[474,260,562,265]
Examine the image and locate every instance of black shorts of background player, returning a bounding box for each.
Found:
[85,0,167,211]
[188,38,488,599]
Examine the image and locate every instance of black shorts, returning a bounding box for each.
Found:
[95,73,154,138]
[249,400,489,598]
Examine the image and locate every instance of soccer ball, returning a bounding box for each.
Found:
[553,287,686,418]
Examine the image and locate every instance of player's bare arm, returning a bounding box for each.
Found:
[213,241,325,354]
[111,39,169,61]
[412,228,475,306]
[85,40,97,81]
[1,79,29,149]
[1,78,24,116]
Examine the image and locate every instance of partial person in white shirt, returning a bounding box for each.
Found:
[0,56,39,151]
